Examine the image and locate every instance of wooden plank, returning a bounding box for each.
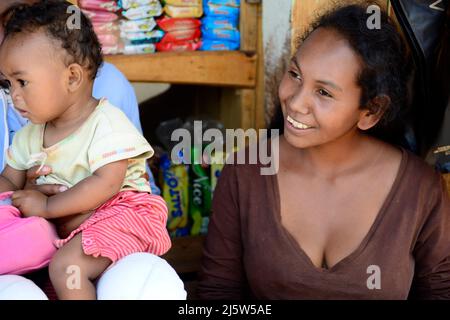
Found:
[162,235,206,274]
[105,51,257,87]
[240,0,258,52]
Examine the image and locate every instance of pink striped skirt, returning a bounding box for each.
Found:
[54,191,171,262]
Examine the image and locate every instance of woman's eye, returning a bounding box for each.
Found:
[318,89,332,98]
[288,70,302,81]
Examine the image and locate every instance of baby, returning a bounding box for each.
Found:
[0,1,171,299]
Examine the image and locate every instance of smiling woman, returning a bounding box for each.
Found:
[197,1,450,300]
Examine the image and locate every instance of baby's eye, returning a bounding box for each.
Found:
[18,79,28,87]
[318,88,332,98]
[288,70,302,81]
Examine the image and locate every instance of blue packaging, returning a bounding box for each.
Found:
[202,16,238,30]
[202,27,240,42]
[204,3,240,18]
[201,39,239,51]
[203,0,240,8]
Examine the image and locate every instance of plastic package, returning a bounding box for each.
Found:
[164,0,202,5]
[156,16,201,32]
[120,18,157,32]
[98,32,121,47]
[200,39,239,50]
[156,40,201,52]
[160,154,190,237]
[201,27,239,42]
[122,3,163,20]
[123,42,156,54]
[201,15,238,30]
[203,0,240,7]
[119,0,160,10]
[164,4,203,18]
[203,2,239,18]
[121,30,165,43]
[82,9,119,23]
[78,0,120,12]
[160,28,201,43]
[93,21,120,33]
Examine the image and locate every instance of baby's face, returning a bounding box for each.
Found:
[0,30,70,124]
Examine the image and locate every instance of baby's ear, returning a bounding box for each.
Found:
[66,63,84,92]
[357,95,391,131]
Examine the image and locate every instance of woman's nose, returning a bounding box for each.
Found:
[289,87,312,115]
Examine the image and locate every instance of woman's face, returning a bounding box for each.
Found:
[278,27,367,150]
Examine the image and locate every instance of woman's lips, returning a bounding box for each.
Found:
[285,118,315,135]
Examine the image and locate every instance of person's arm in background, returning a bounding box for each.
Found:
[93,62,160,195]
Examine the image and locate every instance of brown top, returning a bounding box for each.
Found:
[197,148,450,299]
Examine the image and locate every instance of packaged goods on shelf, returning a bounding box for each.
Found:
[120,18,157,32]
[200,0,240,51]
[122,2,163,19]
[78,0,120,11]
[164,4,203,18]
[156,40,201,52]
[119,0,160,10]
[157,16,201,31]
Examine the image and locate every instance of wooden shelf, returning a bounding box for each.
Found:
[105,51,257,88]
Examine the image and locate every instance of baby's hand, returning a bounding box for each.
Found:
[11,190,48,218]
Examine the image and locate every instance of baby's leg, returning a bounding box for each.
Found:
[49,233,111,300]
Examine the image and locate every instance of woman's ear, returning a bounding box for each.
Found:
[357,94,391,131]
[66,63,84,93]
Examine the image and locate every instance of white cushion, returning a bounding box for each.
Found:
[0,275,48,300]
[97,253,186,300]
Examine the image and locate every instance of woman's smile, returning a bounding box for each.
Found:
[285,114,316,135]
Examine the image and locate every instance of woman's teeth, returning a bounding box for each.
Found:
[287,115,312,129]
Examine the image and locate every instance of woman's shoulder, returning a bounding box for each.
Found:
[400,147,442,185]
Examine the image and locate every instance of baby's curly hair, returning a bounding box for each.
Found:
[3,0,103,80]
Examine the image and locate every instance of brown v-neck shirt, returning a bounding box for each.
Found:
[197,148,450,299]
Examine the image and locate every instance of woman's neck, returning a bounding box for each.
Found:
[281,133,384,181]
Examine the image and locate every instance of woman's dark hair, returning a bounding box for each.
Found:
[2,0,103,80]
[269,2,411,145]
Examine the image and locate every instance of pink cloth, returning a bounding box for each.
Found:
[55,191,171,262]
[0,191,58,275]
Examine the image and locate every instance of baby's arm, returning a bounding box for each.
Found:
[12,160,128,218]
[45,159,128,218]
[0,165,26,192]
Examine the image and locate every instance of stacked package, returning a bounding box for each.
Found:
[201,0,240,51]
[156,0,203,52]
[78,0,122,54]
[119,0,165,54]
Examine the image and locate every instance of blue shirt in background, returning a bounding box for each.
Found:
[0,62,160,194]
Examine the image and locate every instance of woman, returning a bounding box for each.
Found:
[197,2,450,299]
